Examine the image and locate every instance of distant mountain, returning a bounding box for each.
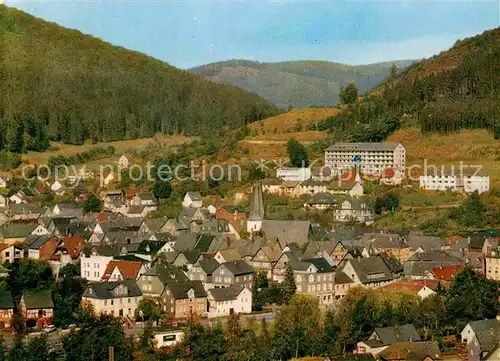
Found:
[189,59,415,109]
[0,6,278,152]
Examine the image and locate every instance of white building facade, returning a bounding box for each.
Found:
[419,172,490,194]
[276,167,311,182]
[81,254,113,281]
[325,142,405,176]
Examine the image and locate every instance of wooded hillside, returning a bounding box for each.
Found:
[379,28,500,135]
[0,5,278,153]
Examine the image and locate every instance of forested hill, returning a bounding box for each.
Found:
[189,59,414,109]
[377,27,500,135]
[0,6,278,153]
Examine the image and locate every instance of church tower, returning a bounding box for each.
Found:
[247,182,265,232]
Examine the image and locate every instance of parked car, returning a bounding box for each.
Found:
[42,325,57,333]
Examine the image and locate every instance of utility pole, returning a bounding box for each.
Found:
[109,346,114,361]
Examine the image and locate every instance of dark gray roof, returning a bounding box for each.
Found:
[348,256,395,284]
[179,207,197,225]
[209,285,245,301]
[143,264,188,284]
[467,319,500,352]
[219,260,253,276]
[26,235,52,250]
[326,142,401,152]
[303,241,336,259]
[404,251,464,278]
[0,290,14,309]
[1,224,36,238]
[198,259,220,275]
[373,324,422,345]
[379,251,403,274]
[155,251,180,264]
[361,233,408,249]
[166,281,207,299]
[186,192,202,202]
[261,220,311,246]
[280,251,310,272]
[142,218,168,233]
[173,231,198,251]
[335,270,354,284]
[307,192,338,205]
[307,258,334,273]
[248,182,265,222]
[406,235,444,251]
[84,279,142,300]
[379,341,441,361]
[22,290,54,309]
[194,234,215,253]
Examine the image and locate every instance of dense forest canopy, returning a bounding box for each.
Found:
[318,28,500,141]
[0,5,279,153]
[380,28,500,136]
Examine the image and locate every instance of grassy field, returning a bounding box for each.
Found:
[247,107,339,133]
[22,134,194,167]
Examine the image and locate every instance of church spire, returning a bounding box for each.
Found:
[247,181,264,232]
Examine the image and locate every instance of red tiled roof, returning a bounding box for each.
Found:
[380,279,446,294]
[341,171,356,182]
[35,183,47,195]
[381,168,395,179]
[0,243,12,252]
[39,237,60,260]
[431,265,463,281]
[101,260,144,281]
[62,236,85,259]
[96,212,109,222]
[125,187,136,200]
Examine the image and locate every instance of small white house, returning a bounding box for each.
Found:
[276,167,311,182]
[207,285,252,318]
[9,194,24,205]
[182,192,202,208]
[461,319,500,361]
[152,326,185,348]
[118,155,133,169]
[0,195,7,210]
[50,180,65,195]
[0,176,8,189]
[419,171,490,194]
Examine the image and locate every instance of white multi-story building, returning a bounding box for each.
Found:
[419,170,490,194]
[276,167,311,182]
[82,279,142,317]
[324,142,405,176]
[207,285,252,318]
[81,253,113,282]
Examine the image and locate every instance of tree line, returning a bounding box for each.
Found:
[1,266,497,360]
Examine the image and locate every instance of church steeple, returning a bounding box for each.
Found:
[247,182,264,232]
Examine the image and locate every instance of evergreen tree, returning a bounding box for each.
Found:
[25,335,50,361]
[444,266,499,331]
[139,320,156,358]
[153,180,172,200]
[83,194,102,213]
[339,83,358,104]
[286,138,309,168]
[281,265,296,304]
[390,63,398,78]
[0,340,6,361]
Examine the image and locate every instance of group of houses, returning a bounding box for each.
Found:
[354,319,500,361]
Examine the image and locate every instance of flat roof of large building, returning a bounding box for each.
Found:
[325,142,402,151]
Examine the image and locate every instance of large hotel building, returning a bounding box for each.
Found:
[324,142,406,175]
